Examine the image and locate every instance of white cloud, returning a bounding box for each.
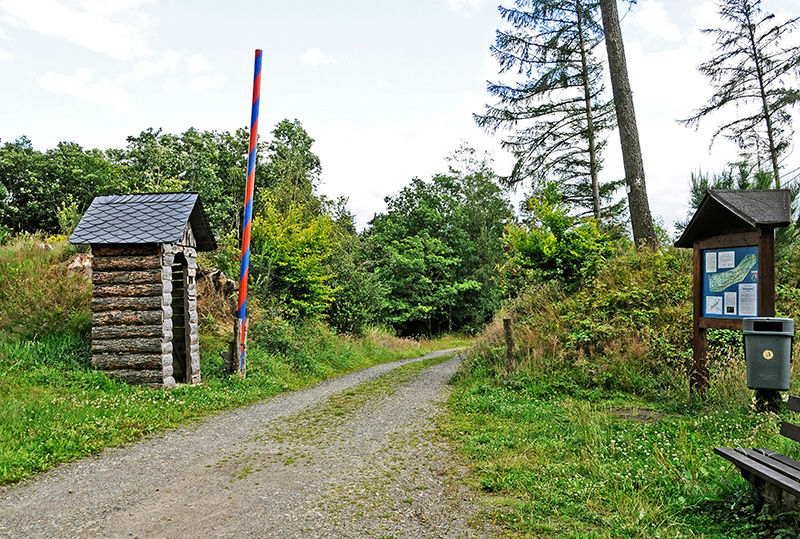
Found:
[0,0,153,60]
[0,49,10,62]
[38,68,132,112]
[125,51,219,84]
[447,0,485,13]
[301,48,335,66]
[126,50,182,81]
[375,79,391,90]
[188,74,225,92]
[186,53,214,74]
[72,0,154,18]
[633,1,682,41]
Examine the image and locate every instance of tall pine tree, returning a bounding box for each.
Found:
[683,0,800,187]
[476,0,620,219]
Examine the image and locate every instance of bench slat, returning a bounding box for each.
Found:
[755,448,800,474]
[787,395,800,412]
[741,449,800,480]
[780,421,800,443]
[715,447,800,498]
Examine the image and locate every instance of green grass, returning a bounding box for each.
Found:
[0,326,468,485]
[446,368,800,537]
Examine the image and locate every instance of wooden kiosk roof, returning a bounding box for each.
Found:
[674,190,791,248]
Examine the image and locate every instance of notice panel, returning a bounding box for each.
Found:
[702,245,759,319]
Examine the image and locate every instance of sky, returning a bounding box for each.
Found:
[0,0,799,234]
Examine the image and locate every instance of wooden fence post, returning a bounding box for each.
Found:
[221,317,248,376]
[503,318,515,371]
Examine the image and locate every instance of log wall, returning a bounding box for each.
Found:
[90,241,201,388]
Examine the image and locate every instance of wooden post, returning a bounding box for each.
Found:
[503,318,515,371]
[692,244,709,394]
[756,227,780,412]
[759,228,776,318]
[222,318,248,376]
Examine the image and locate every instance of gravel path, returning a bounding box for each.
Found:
[0,349,494,538]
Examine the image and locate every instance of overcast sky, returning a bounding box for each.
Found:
[1,0,798,233]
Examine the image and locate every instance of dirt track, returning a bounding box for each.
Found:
[0,349,493,538]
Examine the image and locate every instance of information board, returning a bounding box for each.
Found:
[702,245,759,318]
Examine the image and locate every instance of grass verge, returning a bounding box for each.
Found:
[446,366,800,537]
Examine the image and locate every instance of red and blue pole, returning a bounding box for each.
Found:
[236,48,262,374]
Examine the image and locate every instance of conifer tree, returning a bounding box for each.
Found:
[476,0,619,219]
[683,0,800,187]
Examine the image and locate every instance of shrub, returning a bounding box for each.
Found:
[501,182,614,294]
[463,245,774,404]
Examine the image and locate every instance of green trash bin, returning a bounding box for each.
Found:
[743,317,794,391]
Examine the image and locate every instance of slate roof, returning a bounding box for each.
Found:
[674,189,791,248]
[69,192,217,251]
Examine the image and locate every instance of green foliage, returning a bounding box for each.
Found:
[203,229,241,282]
[56,194,83,235]
[0,129,257,238]
[262,119,322,213]
[0,138,122,235]
[366,161,513,335]
[325,234,386,335]
[502,182,614,293]
[249,196,336,318]
[371,230,474,334]
[464,246,699,397]
[108,127,256,237]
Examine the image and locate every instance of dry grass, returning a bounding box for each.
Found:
[0,236,91,339]
[196,267,238,332]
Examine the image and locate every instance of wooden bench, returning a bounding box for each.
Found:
[715,395,800,509]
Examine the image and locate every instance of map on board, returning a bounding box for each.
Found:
[709,253,757,292]
[703,246,758,319]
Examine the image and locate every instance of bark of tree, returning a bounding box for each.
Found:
[576,0,601,219]
[744,8,781,187]
[599,0,658,247]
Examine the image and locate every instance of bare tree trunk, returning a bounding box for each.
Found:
[576,0,601,219]
[744,9,781,187]
[599,0,658,247]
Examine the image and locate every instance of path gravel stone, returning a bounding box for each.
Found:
[0,349,494,538]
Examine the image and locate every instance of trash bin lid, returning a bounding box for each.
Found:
[743,317,794,336]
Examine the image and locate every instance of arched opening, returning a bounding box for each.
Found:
[171,253,189,383]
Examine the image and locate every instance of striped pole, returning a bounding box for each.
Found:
[236,48,262,375]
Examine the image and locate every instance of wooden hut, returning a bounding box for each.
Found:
[70,193,217,388]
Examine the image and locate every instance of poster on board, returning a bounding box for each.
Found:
[702,245,759,318]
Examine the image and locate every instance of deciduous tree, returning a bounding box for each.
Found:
[365,155,513,335]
